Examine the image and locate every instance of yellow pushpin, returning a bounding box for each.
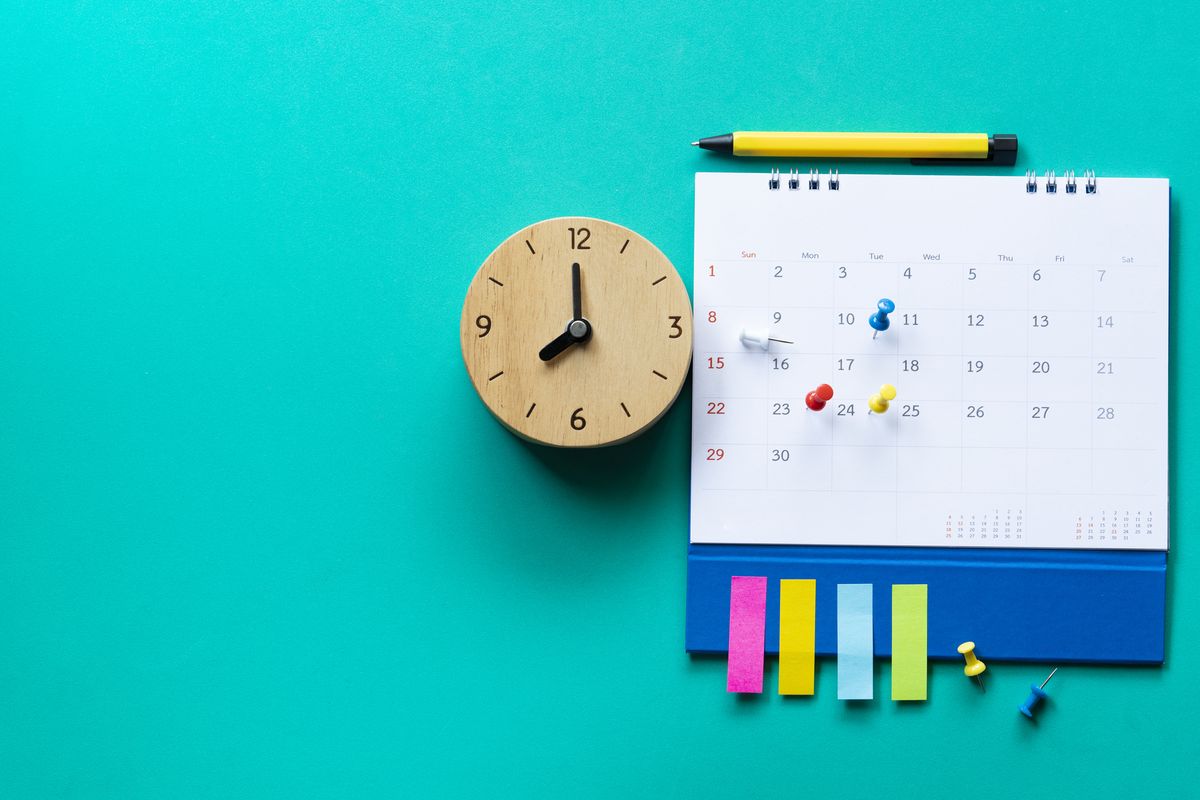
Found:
[868,383,897,414]
[957,641,987,691]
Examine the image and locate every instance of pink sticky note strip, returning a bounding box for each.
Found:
[727,576,768,693]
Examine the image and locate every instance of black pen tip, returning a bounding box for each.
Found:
[694,134,734,154]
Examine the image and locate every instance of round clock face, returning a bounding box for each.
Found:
[460,217,693,447]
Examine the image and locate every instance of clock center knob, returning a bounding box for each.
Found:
[568,318,592,340]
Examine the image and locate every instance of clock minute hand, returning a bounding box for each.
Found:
[572,261,582,320]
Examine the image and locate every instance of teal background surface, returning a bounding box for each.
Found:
[3,2,1197,797]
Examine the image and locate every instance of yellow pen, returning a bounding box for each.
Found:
[691,131,1018,165]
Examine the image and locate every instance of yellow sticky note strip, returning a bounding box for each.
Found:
[779,579,816,695]
[891,584,928,701]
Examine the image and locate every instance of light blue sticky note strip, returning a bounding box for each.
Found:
[837,584,873,700]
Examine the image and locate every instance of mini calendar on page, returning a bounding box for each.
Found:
[691,172,1169,550]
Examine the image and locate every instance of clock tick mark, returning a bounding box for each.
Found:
[620,402,630,417]
[620,239,630,254]
[652,370,667,380]
[525,240,536,254]
[488,370,504,381]
[526,403,536,417]
[488,276,504,286]
[652,276,666,286]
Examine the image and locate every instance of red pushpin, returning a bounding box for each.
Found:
[806,384,834,411]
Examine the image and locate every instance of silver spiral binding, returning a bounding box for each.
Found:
[771,168,842,191]
[1027,169,1096,195]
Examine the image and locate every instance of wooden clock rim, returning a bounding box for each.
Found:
[460,216,693,448]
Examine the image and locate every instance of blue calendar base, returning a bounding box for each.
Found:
[685,544,1166,664]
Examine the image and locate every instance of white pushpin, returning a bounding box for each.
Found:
[739,327,793,351]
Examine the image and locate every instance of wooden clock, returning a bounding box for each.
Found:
[460,217,692,447]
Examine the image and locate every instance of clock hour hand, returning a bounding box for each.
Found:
[539,328,577,362]
[539,318,592,362]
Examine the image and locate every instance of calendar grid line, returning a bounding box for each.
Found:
[959,263,966,494]
[701,304,1160,315]
[697,352,1159,359]
[695,398,1164,406]
[694,487,1161,498]
[701,259,1166,270]
[827,269,839,484]
[1090,251,1097,492]
[894,265,902,539]
[1025,260,1032,502]
[695,443,1157,451]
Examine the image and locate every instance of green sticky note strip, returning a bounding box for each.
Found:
[891,584,928,701]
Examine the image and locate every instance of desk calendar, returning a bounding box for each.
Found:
[691,172,1169,551]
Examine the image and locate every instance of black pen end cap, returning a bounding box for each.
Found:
[989,134,1018,166]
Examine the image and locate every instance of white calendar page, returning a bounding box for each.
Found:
[691,172,1169,550]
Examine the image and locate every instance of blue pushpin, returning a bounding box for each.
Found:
[869,298,895,339]
[1019,667,1058,719]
